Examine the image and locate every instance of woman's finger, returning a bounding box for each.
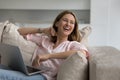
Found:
[37,57,40,66]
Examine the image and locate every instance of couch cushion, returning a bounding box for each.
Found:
[57,51,88,80]
[80,26,92,47]
[1,22,37,65]
[88,46,120,80]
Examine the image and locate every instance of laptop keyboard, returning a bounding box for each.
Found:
[26,66,40,73]
[26,65,51,73]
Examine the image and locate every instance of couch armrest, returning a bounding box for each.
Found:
[57,51,88,80]
[89,46,120,80]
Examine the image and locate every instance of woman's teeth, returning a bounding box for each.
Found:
[64,26,70,31]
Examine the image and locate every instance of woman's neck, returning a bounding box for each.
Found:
[53,36,68,49]
[57,35,68,43]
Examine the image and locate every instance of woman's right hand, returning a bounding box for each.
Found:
[32,54,50,67]
[32,55,40,68]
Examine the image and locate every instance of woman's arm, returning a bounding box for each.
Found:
[49,50,83,59]
[18,27,52,36]
[32,50,86,67]
[49,50,86,59]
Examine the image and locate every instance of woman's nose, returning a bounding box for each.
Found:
[66,21,70,26]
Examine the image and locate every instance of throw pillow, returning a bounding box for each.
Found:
[1,21,37,65]
[57,51,88,80]
[80,26,92,47]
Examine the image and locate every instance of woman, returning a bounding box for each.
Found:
[0,10,88,80]
[19,10,88,80]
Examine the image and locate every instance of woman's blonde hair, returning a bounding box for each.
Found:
[51,10,81,43]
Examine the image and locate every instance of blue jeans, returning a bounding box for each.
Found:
[0,64,46,80]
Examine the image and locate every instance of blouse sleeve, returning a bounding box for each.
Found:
[70,41,87,50]
[26,33,49,46]
[70,41,89,57]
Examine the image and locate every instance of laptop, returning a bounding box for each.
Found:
[0,43,50,76]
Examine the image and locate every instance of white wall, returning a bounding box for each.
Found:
[0,0,90,10]
[108,0,120,49]
[90,0,109,46]
[90,0,120,50]
[0,0,90,25]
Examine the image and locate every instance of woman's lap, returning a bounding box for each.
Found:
[0,65,46,80]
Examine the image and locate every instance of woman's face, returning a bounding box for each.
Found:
[56,14,75,37]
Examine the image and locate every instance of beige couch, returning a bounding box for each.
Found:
[0,21,120,80]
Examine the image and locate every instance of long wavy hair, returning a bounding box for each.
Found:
[51,10,81,43]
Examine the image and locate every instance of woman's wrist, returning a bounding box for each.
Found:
[39,28,44,33]
[48,54,52,59]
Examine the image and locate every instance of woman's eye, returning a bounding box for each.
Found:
[70,21,75,24]
[63,19,68,22]
[62,19,75,25]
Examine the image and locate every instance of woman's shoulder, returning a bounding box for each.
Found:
[68,41,87,48]
[69,41,81,45]
[68,41,88,51]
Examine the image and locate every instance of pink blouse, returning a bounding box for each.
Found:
[26,33,88,80]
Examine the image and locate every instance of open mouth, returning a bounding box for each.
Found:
[63,26,70,31]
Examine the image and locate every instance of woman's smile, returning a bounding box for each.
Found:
[63,26,70,31]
